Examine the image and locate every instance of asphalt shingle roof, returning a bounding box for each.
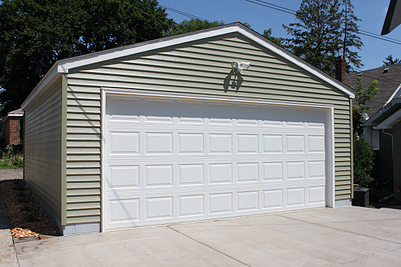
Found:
[347,63,401,117]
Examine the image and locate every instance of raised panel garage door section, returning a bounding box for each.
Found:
[104,95,327,230]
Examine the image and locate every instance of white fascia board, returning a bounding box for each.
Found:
[7,113,24,117]
[384,83,401,106]
[57,26,240,71]
[4,113,24,122]
[21,63,60,110]
[374,108,401,129]
[21,23,354,109]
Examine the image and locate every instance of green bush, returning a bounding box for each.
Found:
[0,145,23,169]
[354,134,375,188]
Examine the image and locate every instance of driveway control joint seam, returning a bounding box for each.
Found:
[167,225,250,267]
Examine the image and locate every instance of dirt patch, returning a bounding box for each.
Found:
[1,180,60,239]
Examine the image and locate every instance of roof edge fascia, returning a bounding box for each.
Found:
[374,108,401,129]
[21,63,60,110]
[22,23,354,109]
[364,98,401,126]
[384,83,401,106]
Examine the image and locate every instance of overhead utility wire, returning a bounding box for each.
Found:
[246,0,401,46]
[360,30,401,43]
[56,0,148,41]
[245,0,295,15]
[359,31,401,45]
[121,0,173,29]
[158,3,206,21]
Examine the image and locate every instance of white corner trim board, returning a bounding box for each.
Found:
[101,89,335,231]
[21,23,354,110]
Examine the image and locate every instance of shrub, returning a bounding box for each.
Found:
[0,145,23,169]
[354,134,375,188]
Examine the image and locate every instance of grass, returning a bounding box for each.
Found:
[0,145,23,169]
[0,155,23,169]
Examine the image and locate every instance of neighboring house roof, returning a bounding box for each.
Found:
[21,23,354,109]
[7,108,23,116]
[347,63,401,118]
[363,97,401,128]
[5,108,24,121]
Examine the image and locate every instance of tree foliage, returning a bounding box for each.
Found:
[351,76,378,188]
[283,0,362,76]
[165,18,224,37]
[353,134,374,187]
[352,76,378,135]
[0,0,173,116]
[263,28,282,46]
[382,54,401,66]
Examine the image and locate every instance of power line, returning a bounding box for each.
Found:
[359,30,401,45]
[158,3,206,21]
[56,0,148,42]
[120,0,172,29]
[245,0,401,46]
[245,0,295,16]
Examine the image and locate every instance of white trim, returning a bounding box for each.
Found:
[21,64,59,110]
[4,113,24,122]
[384,83,401,106]
[100,89,336,231]
[374,108,401,129]
[327,106,336,208]
[101,88,106,233]
[22,23,354,109]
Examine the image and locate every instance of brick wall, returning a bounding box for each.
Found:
[5,116,21,145]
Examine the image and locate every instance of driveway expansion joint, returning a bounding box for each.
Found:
[167,225,250,267]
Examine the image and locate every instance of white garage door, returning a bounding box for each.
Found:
[104,94,328,230]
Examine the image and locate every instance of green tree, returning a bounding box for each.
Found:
[351,76,378,188]
[0,0,173,116]
[263,28,282,46]
[352,76,379,135]
[382,54,401,66]
[283,0,362,76]
[353,134,374,187]
[165,18,224,36]
[341,0,363,71]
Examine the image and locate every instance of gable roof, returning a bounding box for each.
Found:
[364,97,401,128]
[22,23,354,109]
[347,63,401,117]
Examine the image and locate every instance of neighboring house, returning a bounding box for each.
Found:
[4,108,23,146]
[21,23,355,236]
[347,63,401,184]
[362,97,401,202]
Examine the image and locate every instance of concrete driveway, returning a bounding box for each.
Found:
[12,206,401,266]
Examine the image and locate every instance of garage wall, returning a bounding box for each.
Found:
[65,32,352,225]
[24,80,62,224]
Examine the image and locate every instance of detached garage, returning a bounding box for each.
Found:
[21,23,354,235]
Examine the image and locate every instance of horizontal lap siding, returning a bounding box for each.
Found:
[66,33,352,224]
[24,82,62,222]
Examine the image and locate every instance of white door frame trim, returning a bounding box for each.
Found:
[100,88,336,232]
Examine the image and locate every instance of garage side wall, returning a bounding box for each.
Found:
[65,33,352,226]
[24,81,62,226]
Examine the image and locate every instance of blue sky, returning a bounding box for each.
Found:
[159,0,401,72]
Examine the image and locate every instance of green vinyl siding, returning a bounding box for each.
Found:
[64,33,352,224]
[24,80,62,223]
